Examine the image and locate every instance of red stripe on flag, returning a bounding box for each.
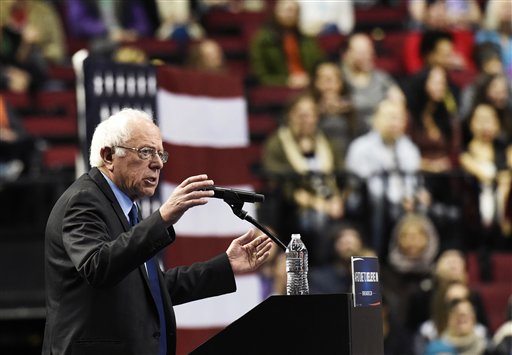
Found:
[162,143,254,186]
[176,328,223,355]
[157,66,243,98]
[163,236,234,267]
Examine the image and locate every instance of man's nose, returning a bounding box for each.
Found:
[150,156,163,169]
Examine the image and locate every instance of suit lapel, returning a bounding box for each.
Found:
[89,167,131,232]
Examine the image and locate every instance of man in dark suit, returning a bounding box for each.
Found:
[42,108,272,355]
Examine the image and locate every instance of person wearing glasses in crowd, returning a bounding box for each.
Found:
[42,108,272,355]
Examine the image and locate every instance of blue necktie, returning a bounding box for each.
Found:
[129,205,167,355]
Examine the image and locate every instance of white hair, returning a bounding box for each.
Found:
[89,108,155,168]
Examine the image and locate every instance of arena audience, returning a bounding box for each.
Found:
[380,212,440,328]
[460,103,512,248]
[407,0,482,31]
[296,0,355,36]
[185,38,227,73]
[65,0,159,56]
[467,73,512,145]
[345,99,428,258]
[310,60,361,166]
[476,0,512,80]
[309,221,375,294]
[340,32,404,132]
[249,0,325,89]
[0,0,67,64]
[261,91,344,266]
[459,42,505,121]
[432,298,490,355]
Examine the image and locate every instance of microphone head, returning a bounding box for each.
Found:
[201,186,264,203]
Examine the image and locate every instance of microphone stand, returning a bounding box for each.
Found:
[221,191,287,251]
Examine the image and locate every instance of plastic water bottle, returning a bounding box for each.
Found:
[286,234,309,295]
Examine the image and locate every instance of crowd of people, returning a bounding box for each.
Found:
[250,2,511,354]
[1,0,511,354]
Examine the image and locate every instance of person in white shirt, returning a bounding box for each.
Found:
[345,98,428,258]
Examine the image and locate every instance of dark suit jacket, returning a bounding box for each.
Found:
[42,168,237,355]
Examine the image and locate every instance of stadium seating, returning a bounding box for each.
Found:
[466,252,512,333]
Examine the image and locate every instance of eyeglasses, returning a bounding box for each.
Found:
[114,145,169,163]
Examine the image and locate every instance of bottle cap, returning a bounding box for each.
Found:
[291,234,301,239]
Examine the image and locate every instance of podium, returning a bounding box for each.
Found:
[189,294,384,355]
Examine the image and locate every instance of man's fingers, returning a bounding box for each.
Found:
[182,174,208,184]
[184,180,215,193]
[236,230,255,245]
[256,240,273,258]
[176,176,215,198]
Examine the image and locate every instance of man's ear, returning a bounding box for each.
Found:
[101,147,114,170]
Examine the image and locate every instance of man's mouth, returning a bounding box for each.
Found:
[144,177,158,185]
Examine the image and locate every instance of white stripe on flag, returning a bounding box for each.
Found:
[157,90,249,147]
[161,182,257,237]
[174,274,263,328]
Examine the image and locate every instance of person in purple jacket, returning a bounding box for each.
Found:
[65,0,160,54]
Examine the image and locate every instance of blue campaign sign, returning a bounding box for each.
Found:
[351,256,381,307]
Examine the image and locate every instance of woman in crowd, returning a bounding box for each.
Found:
[261,92,344,266]
[249,0,324,89]
[407,248,489,334]
[405,65,461,174]
[414,280,490,355]
[310,60,361,166]
[460,103,512,248]
[380,212,440,329]
[405,64,464,240]
[468,73,512,146]
[426,298,491,355]
[459,42,504,122]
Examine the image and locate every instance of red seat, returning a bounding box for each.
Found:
[48,64,76,83]
[375,57,404,77]
[128,38,180,59]
[225,59,249,79]
[36,90,77,118]
[66,37,89,57]
[202,10,241,34]
[43,144,79,169]
[448,69,478,90]
[249,113,278,139]
[466,252,512,285]
[374,31,407,76]
[492,253,512,284]
[318,33,347,58]
[472,283,512,334]
[23,115,77,138]
[0,91,31,109]
[354,4,408,30]
[203,10,268,35]
[248,86,301,112]
[466,252,480,285]
[211,35,248,56]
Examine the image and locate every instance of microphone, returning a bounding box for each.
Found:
[201,186,265,203]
